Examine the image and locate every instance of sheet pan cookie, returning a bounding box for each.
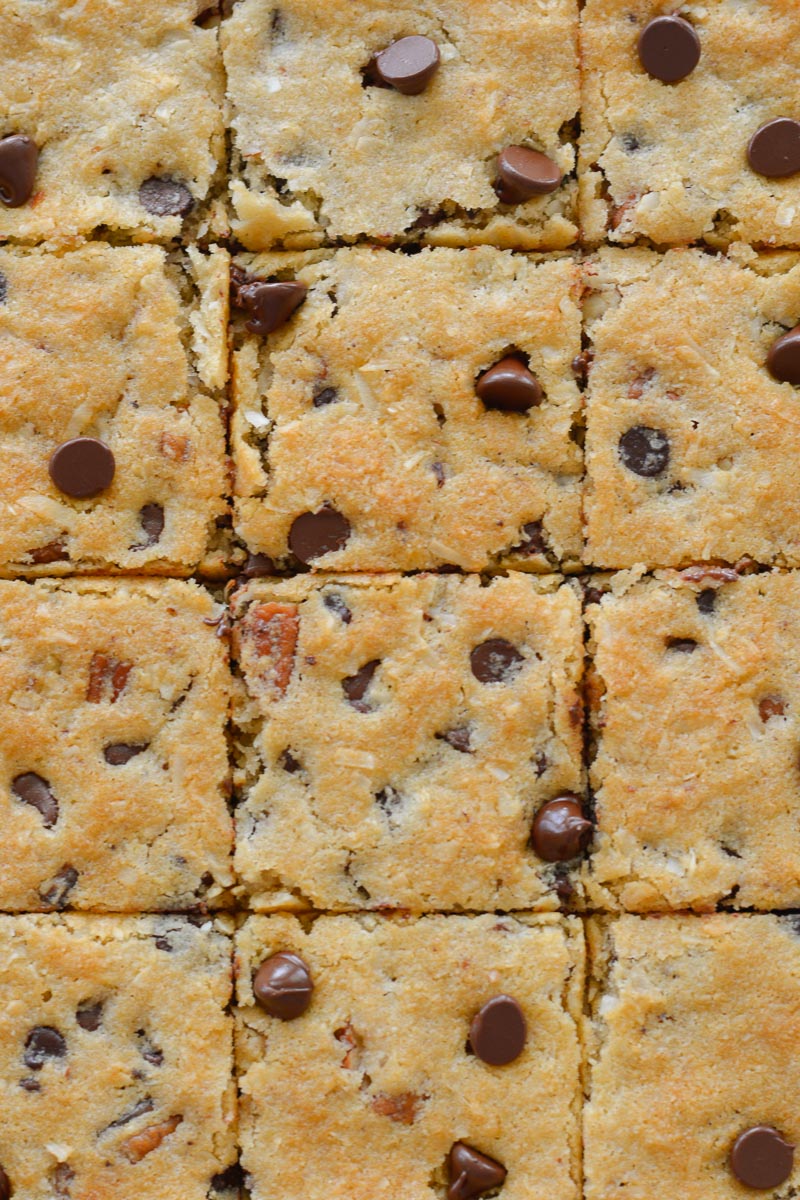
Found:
[0,0,225,245]
[0,578,234,912]
[236,912,583,1200]
[583,246,800,568]
[231,572,587,913]
[580,0,800,247]
[585,914,800,1199]
[0,242,231,576]
[222,0,579,250]
[584,569,800,912]
[0,914,236,1200]
[231,246,583,572]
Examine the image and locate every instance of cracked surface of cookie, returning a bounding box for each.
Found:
[237,912,583,1200]
[585,914,800,1199]
[0,579,233,911]
[232,247,582,571]
[0,0,225,244]
[580,0,800,247]
[231,573,585,912]
[222,0,578,249]
[585,571,800,911]
[584,247,800,568]
[0,243,231,576]
[0,914,235,1199]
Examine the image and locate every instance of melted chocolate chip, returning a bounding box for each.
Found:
[730,1126,794,1189]
[49,437,115,498]
[437,726,472,753]
[696,588,716,615]
[138,177,194,218]
[241,552,276,578]
[476,357,543,413]
[447,1142,507,1200]
[138,503,164,547]
[238,280,307,336]
[531,796,592,862]
[323,592,352,623]
[288,505,351,563]
[342,660,379,711]
[313,385,339,408]
[496,145,562,202]
[27,540,68,565]
[767,324,800,385]
[748,120,800,179]
[470,639,524,684]
[19,1077,40,1093]
[76,1001,103,1031]
[211,1164,245,1194]
[512,520,547,556]
[373,35,440,94]
[23,1025,66,1070]
[618,426,670,477]
[0,134,38,206]
[468,995,527,1066]
[104,743,147,766]
[637,15,700,83]
[253,952,313,1019]
[11,773,59,828]
[279,748,302,773]
[105,1097,155,1131]
[39,865,78,910]
[0,1165,10,1200]
[154,937,172,952]
[666,637,697,653]
[375,786,402,819]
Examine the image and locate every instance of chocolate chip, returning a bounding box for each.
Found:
[138,503,164,547]
[470,639,524,684]
[730,1126,794,1189]
[343,659,379,711]
[637,15,700,83]
[76,1001,103,1031]
[253,951,313,1019]
[154,937,172,952]
[288,505,351,563]
[138,177,194,218]
[447,1143,507,1200]
[27,539,68,565]
[49,437,115,498]
[0,1166,10,1200]
[531,796,592,862]
[375,786,402,820]
[313,386,339,408]
[666,637,697,653]
[767,324,800,385]
[19,1077,40,1092]
[468,995,527,1066]
[496,145,562,202]
[373,35,440,94]
[748,120,800,178]
[620,134,640,152]
[437,726,472,753]
[323,592,352,623]
[238,280,307,336]
[696,588,716,615]
[0,134,38,206]
[39,865,78,910]
[211,1164,245,1194]
[476,357,543,413]
[11,773,59,828]
[24,1026,66,1070]
[105,1097,155,1131]
[618,426,670,477]
[241,552,276,578]
[141,1043,164,1066]
[104,743,147,765]
[512,520,547,556]
[432,461,446,487]
[279,748,302,773]
[0,273,7,303]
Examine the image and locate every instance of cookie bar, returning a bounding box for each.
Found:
[0,914,235,1200]
[0,0,225,244]
[0,243,231,576]
[232,247,583,571]
[584,247,800,568]
[236,912,584,1200]
[222,0,579,250]
[0,578,233,911]
[580,1,800,247]
[231,572,587,912]
[584,570,800,911]
[585,914,800,1199]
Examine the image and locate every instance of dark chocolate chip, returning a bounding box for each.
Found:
[141,1043,164,1066]
[313,385,339,408]
[476,357,543,413]
[470,639,524,684]
[19,1077,40,1092]
[696,588,716,615]
[767,324,800,385]
[11,773,59,828]
[531,796,592,862]
[238,280,307,336]
[468,995,527,1066]
[0,134,38,206]
[621,134,640,152]
[241,552,276,578]
[323,592,352,623]
[496,145,562,203]
[512,520,547,556]
[154,937,173,952]
[211,1164,245,1194]
[288,505,351,563]
[637,15,700,83]
[27,539,68,565]
[49,437,115,498]
[666,637,697,653]
[437,726,472,753]
[447,1142,507,1200]
[730,1126,794,1190]
[0,1166,10,1200]
[748,120,800,179]
[76,1000,103,1031]
[39,865,78,910]
[618,426,670,477]
[138,176,194,218]
[104,743,147,766]
[572,347,594,385]
[375,786,402,818]
[253,951,313,1019]
[342,659,379,711]
[0,273,7,303]
[138,503,164,547]
[105,1097,155,1131]
[374,35,440,94]
[279,748,302,773]
[23,1025,66,1070]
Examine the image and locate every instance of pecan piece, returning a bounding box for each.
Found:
[236,602,299,698]
[121,1114,182,1163]
[370,1092,424,1124]
[87,652,132,703]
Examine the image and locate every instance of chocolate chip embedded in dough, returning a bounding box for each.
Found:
[468,995,527,1066]
[730,1125,794,1189]
[447,1142,507,1200]
[767,324,800,384]
[373,36,440,94]
[637,15,701,83]
[476,357,543,413]
[49,437,115,498]
[531,796,592,862]
[253,952,313,1019]
[747,120,800,179]
[138,176,194,217]
[470,639,523,684]
[618,426,670,477]
[496,145,562,202]
[288,506,351,563]
[0,134,38,206]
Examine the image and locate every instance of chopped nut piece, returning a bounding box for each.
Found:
[237,602,299,698]
[86,652,132,704]
[121,1114,182,1163]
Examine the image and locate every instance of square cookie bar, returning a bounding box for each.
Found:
[232,247,582,572]
[584,247,800,569]
[231,572,587,912]
[0,578,233,912]
[0,915,236,1200]
[585,570,800,911]
[580,1,800,247]
[0,0,224,243]
[585,915,800,1200]
[236,913,584,1200]
[222,0,579,249]
[0,243,231,576]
